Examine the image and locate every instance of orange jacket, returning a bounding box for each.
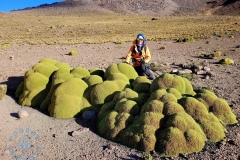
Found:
[125,41,151,67]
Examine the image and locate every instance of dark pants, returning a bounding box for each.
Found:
[134,63,155,80]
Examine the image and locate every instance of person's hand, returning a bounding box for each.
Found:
[135,58,142,61]
[141,58,145,64]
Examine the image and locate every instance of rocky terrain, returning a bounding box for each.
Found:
[9,0,240,16]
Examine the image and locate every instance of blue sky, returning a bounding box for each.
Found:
[0,0,62,12]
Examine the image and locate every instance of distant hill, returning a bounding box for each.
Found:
[9,0,240,16]
[206,0,240,15]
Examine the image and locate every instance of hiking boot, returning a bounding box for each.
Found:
[148,75,155,80]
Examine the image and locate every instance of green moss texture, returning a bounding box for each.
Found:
[15,58,238,157]
[0,84,7,100]
[68,50,79,56]
[218,58,234,65]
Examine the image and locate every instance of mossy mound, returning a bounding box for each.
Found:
[218,58,234,65]
[15,58,238,157]
[156,112,206,156]
[104,62,138,81]
[18,58,70,107]
[84,75,103,86]
[150,73,195,96]
[179,97,225,142]
[68,50,79,56]
[16,58,135,118]
[132,76,151,93]
[195,89,237,125]
[89,68,104,78]
[48,78,89,118]
[98,76,237,157]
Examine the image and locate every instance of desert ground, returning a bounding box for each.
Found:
[0,34,239,159]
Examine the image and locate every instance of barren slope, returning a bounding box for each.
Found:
[7,0,239,16]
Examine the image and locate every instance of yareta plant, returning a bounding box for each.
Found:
[15,58,238,157]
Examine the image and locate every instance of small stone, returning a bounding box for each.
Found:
[192,68,199,74]
[164,63,171,66]
[183,69,192,74]
[18,110,29,119]
[9,55,14,60]
[178,69,192,74]
[171,69,178,74]
[72,130,81,137]
[219,139,227,147]
[204,75,210,80]
[206,71,215,77]
[26,28,32,32]
[236,132,240,138]
[227,139,237,145]
[107,144,116,150]
[72,128,89,137]
[192,65,203,70]
[82,111,96,120]
[179,63,189,69]
[203,66,211,72]
[196,70,206,75]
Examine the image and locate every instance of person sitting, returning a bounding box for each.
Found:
[125,33,155,80]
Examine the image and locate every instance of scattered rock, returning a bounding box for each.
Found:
[72,127,89,137]
[178,69,192,74]
[203,66,211,72]
[175,63,213,79]
[196,70,206,75]
[18,110,29,119]
[151,18,158,21]
[107,144,116,150]
[227,139,237,146]
[204,75,210,80]
[192,64,203,70]
[237,132,240,137]
[219,139,227,147]
[206,71,215,77]
[179,63,190,69]
[164,63,171,66]
[199,52,220,59]
[82,110,96,120]
[171,69,178,74]
[9,55,14,60]
[159,45,166,50]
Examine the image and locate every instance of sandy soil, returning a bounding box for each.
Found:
[0,35,239,160]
